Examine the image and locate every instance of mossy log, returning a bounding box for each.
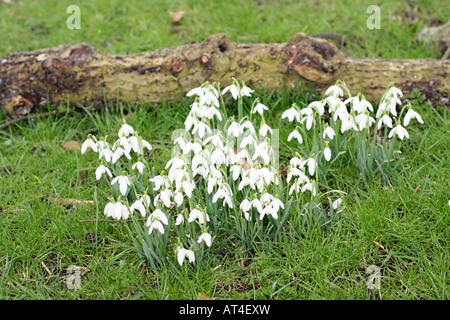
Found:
[1,32,449,117]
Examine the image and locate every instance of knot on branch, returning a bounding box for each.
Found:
[284,32,346,83]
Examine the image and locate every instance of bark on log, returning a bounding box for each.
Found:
[1,32,449,118]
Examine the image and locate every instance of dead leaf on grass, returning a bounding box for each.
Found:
[169,11,185,23]
[61,140,81,151]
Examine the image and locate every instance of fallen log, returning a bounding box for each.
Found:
[1,32,449,117]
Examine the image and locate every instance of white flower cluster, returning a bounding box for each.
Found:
[81,123,152,220]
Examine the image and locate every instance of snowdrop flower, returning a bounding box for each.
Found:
[288,130,303,144]
[240,135,257,149]
[130,198,147,217]
[323,126,335,140]
[259,123,273,137]
[332,198,343,210]
[230,165,243,181]
[199,91,220,108]
[240,85,254,97]
[111,175,131,196]
[240,199,252,214]
[308,100,325,116]
[253,103,268,116]
[241,120,256,134]
[281,107,301,122]
[104,201,130,220]
[306,157,316,176]
[98,148,114,163]
[252,141,272,165]
[154,189,173,208]
[177,247,195,266]
[355,113,375,130]
[188,209,210,224]
[227,121,242,137]
[289,156,306,169]
[149,175,170,191]
[192,122,212,138]
[132,161,145,174]
[403,109,424,126]
[149,208,169,226]
[95,165,112,181]
[175,214,185,226]
[377,114,393,130]
[221,84,240,100]
[147,220,165,235]
[388,124,409,140]
[173,192,184,207]
[212,184,234,208]
[325,84,344,98]
[184,114,198,131]
[186,86,204,97]
[205,106,223,121]
[128,136,152,154]
[197,233,212,247]
[118,123,134,137]
[341,116,358,133]
[324,147,331,161]
[81,138,98,154]
[112,147,132,164]
[325,96,346,114]
[385,87,403,99]
[211,148,227,166]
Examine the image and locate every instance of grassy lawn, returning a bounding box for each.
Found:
[0,0,449,300]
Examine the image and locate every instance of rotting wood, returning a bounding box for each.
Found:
[1,32,448,118]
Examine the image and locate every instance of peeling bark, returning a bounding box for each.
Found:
[0,32,448,117]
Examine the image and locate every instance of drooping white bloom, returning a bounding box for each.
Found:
[340,116,358,133]
[377,114,393,130]
[111,175,131,196]
[355,113,375,130]
[288,130,303,144]
[95,165,112,180]
[306,157,316,176]
[325,95,346,113]
[149,209,169,225]
[259,123,273,137]
[98,148,114,163]
[323,126,335,140]
[173,192,184,207]
[221,84,240,100]
[112,147,132,164]
[308,100,325,116]
[324,147,331,161]
[118,123,135,137]
[385,87,403,99]
[240,135,257,149]
[132,161,145,174]
[130,198,147,217]
[253,103,268,116]
[192,122,212,138]
[403,109,424,126]
[149,175,170,191]
[388,124,409,140]
[147,220,165,235]
[240,120,256,134]
[325,84,344,98]
[240,85,254,97]
[175,214,185,226]
[154,189,173,208]
[230,164,243,181]
[227,121,242,137]
[212,183,234,208]
[188,209,210,224]
[177,247,195,266]
[104,201,130,220]
[81,138,98,154]
[332,198,343,210]
[197,233,212,247]
[281,107,301,122]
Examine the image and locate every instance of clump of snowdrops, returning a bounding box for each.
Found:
[81,78,423,268]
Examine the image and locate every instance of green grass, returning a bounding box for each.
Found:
[0,0,449,300]
[0,91,448,299]
[0,0,448,58]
